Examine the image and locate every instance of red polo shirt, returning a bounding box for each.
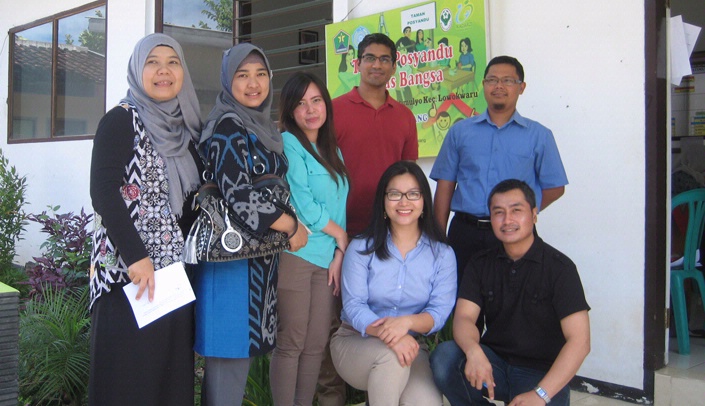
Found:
[333,87,418,235]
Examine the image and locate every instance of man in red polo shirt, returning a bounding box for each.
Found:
[334,33,418,236]
[316,33,418,406]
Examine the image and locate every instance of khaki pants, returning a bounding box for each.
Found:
[270,253,335,406]
[330,326,443,406]
[316,294,347,406]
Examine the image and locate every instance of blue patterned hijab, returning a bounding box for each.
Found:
[199,43,282,154]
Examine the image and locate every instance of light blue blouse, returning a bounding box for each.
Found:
[341,234,457,337]
[282,131,349,268]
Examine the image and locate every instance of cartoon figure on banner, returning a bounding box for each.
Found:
[338,45,357,93]
[415,30,427,52]
[338,45,354,73]
[456,37,475,72]
[436,38,451,68]
[456,37,477,93]
[397,26,415,53]
[415,30,432,70]
[434,111,452,144]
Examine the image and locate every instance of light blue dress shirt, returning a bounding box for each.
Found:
[283,131,349,268]
[430,110,568,216]
[341,234,457,337]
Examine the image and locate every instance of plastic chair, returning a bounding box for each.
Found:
[670,188,705,355]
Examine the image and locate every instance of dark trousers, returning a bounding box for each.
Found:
[89,286,195,406]
[448,214,501,334]
[447,214,501,286]
[430,341,570,406]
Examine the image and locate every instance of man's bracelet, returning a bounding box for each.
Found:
[534,386,551,404]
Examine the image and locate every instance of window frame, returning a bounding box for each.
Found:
[7,0,107,144]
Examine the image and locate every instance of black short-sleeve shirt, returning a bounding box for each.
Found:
[459,237,590,371]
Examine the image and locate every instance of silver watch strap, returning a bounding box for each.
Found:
[534,386,551,403]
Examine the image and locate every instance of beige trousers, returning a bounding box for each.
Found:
[330,326,443,406]
[270,253,335,406]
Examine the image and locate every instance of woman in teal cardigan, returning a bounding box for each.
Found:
[269,72,349,405]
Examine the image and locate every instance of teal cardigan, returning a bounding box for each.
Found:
[282,131,349,268]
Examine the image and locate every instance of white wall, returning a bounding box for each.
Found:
[335,0,647,390]
[0,0,153,265]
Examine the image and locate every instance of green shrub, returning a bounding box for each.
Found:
[243,355,273,406]
[25,206,93,300]
[0,148,28,273]
[19,286,90,406]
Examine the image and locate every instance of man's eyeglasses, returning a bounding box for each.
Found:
[483,77,523,87]
[385,191,422,201]
[361,54,393,65]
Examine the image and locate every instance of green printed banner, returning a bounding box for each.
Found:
[325,0,488,157]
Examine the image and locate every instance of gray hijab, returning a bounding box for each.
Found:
[199,43,282,154]
[121,33,202,217]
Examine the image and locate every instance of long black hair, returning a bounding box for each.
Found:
[359,161,447,260]
[278,72,348,185]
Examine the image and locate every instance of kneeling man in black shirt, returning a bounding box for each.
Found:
[430,179,590,406]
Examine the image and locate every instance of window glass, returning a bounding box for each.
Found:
[9,4,106,141]
[164,0,233,119]
[12,23,53,140]
[57,7,106,136]
[164,0,232,32]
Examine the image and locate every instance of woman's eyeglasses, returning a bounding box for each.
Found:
[385,191,422,201]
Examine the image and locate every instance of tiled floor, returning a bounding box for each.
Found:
[654,336,705,405]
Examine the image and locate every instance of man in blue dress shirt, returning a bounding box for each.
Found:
[430,55,568,286]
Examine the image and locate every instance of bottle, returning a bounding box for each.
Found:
[378,14,389,37]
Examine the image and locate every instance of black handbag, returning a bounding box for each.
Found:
[183,134,297,263]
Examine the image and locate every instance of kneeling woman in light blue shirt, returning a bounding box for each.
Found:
[331,161,457,406]
[270,72,349,406]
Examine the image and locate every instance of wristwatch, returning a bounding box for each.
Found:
[534,386,551,404]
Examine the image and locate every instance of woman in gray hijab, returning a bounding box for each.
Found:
[194,43,307,405]
[89,33,202,406]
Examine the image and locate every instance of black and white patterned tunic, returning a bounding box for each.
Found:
[89,104,186,309]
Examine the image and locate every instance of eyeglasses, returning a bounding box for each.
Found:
[385,191,422,201]
[361,54,393,65]
[483,77,523,87]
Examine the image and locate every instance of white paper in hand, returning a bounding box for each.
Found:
[123,261,196,328]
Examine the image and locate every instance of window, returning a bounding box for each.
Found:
[160,0,234,120]
[157,0,331,120]
[9,2,106,142]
